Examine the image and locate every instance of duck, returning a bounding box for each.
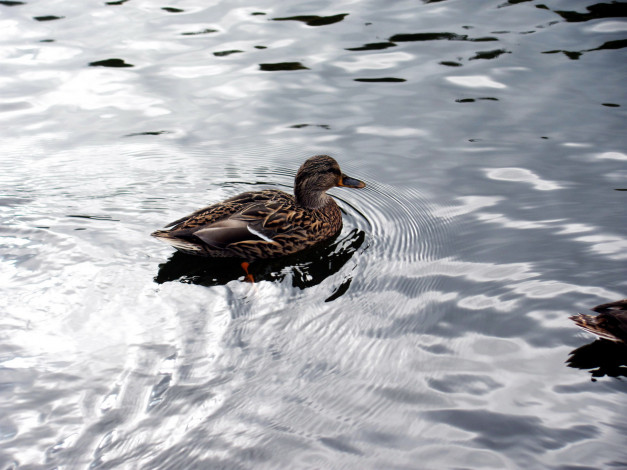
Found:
[570,299,627,343]
[152,155,366,264]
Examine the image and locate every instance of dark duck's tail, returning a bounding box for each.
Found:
[151,229,203,253]
[570,299,627,343]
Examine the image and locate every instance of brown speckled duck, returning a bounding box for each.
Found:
[152,155,365,262]
[570,299,627,343]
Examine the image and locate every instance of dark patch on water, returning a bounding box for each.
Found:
[345,42,397,51]
[33,15,64,21]
[325,277,352,302]
[390,32,499,42]
[272,13,348,27]
[67,214,119,221]
[457,97,500,103]
[214,50,243,57]
[125,130,171,136]
[499,0,534,6]
[89,58,134,67]
[289,124,330,129]
[354,77,406,82]
[469,49,511,60]
[553,3,627,23]
[259,62,309,71]
[181,28,218,36]
[591,38,627,51]
[543,38,627,60]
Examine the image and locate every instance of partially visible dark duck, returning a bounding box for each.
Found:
[570,299,627,343]
[151,155,365,261]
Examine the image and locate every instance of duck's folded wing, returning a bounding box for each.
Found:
[192,201,289,248]
[194,218,279,249]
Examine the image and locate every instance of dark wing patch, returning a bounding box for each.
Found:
[194,220,276,248]
[194,220,250,248]
[192,200,288,248]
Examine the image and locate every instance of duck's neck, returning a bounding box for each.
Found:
[295,187,333,210]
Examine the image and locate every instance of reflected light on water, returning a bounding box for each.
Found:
[39,69,165,113]
[432,196,503,218]
[402,259,537,283]
[596,151,627,161]
[586,20,627,33]
[164,64,233,78]
[355,126,427,137]
[445,75,507,88]
[333,52,415,72]
[458,294,519,312]
[574,234,627,260]
[485,167,563,191]
[512,280,620,300]
[475,213,561,230]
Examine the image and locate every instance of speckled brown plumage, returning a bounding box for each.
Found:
[570,299,627,343]
[151,155,365,260]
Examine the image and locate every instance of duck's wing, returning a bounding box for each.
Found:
[192,199,304,249]
[163,190,286,229]
[194,208,279,249]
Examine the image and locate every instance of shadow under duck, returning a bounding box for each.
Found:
[570,299,627,343]
[151,155,365,260]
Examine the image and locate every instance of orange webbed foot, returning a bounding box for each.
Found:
[241,262,254,283]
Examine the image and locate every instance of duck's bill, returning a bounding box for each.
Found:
[338,174,366,188]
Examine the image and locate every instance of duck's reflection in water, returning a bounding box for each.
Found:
[154,228,366,297]
[567,340,627,380]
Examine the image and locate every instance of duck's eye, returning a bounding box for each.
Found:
[327,168,341,176]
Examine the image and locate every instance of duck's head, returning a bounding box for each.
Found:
[294,155,365,209]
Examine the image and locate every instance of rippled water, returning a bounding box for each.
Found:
[1,0,626,468]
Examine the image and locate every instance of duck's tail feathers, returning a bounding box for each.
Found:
[151,230,203,252]
[569,314,622,343]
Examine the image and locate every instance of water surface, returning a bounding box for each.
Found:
[1,0,626,468]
